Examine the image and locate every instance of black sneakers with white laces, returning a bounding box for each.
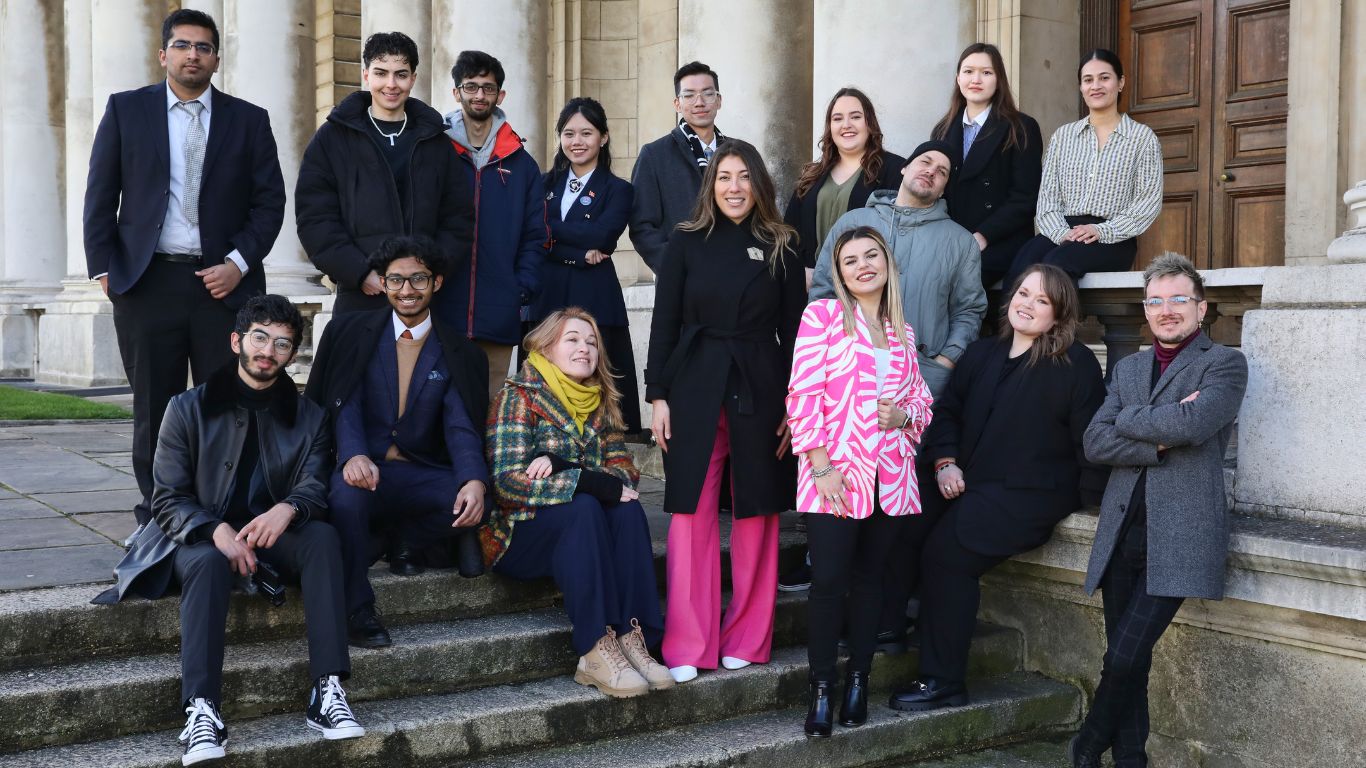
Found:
[178,697,226,766]
[306,674,366,740]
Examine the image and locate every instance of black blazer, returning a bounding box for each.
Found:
[940,110,1042,250]
[783,152,906,269]
[532,168,634,326]
[924,337,1107,557]
[83,83,286,308]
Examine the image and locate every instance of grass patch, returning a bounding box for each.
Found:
[0,385,130,420]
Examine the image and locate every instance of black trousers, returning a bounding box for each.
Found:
[806,510,907,681]
[111,260,236,524]
[877,459,945,634]
[915,506,1011,685]
[173,521,350,706]
[1002,219,1137,294]
[1079,521,1184,767]
[328,461,473,615]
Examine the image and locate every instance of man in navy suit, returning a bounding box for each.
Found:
[83,9,286,532]
[305,236,490,648]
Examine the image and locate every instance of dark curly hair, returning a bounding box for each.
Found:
[234,295,304,346]
[368,235,449,279]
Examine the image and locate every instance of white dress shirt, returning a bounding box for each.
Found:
[560,168,595,220]
[392,311,432,341]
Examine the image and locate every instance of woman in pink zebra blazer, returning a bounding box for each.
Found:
[786,225,934,737]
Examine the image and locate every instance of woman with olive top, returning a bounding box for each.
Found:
[646,139,805,685]
[784,88,905,285]
[888,263,1106,713]
[1004,48,1164,290]
[532,97,641,433]
[932,43,1043,295]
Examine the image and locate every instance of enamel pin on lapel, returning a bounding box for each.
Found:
[747,246,764,261]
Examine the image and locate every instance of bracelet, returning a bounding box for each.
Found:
[900,411,913,430]
[811,463,835,478]
[934,462,957,477]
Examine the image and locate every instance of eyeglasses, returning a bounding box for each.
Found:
[384,273,433,291]
[459,82,499,96]
[167,40,217,56]
[1140,295,1200,312]
[244,330,295,356]
[678,89,719,104]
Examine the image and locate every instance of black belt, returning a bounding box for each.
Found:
[154,252,204,266]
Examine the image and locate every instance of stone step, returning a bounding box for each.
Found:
[0,528,808,672]
[897,736,1073,766]
[0,657,1065,768]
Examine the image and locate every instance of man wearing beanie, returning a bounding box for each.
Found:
[810,138,986,661]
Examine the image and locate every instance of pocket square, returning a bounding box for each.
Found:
[427,370,444,381]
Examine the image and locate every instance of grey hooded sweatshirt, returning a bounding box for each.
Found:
[443,107,507,169]
[810,190,987,398]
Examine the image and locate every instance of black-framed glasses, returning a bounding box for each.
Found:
[167,40,217,56]
[1140,295,1200,312]
[459,82,499,96]
[245,330,295,355]
[384,273,433,291]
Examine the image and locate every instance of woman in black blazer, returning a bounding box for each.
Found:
[888,263,1106,712]
[931,43,1043,297]
[533,97,640,432]
[646,139,805,683]
[784,88,905,284]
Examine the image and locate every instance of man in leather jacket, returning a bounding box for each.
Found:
[94,295,363,765]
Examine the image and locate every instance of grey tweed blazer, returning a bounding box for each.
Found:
[1082,333,1248,600]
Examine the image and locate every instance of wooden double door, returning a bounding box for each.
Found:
[1119,0,1289,269]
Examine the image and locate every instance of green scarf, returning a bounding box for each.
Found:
[528,350,601,433]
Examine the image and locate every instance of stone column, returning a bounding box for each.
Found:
[813,0,975,158]
[361,0,433,104]
[1326,182,1366,264]
[220,0,327,297]
[431,0,550,168]
[677,0,813,200]
[0,0,67,377]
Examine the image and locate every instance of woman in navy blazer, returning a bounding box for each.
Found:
[931,43,1043,299]
[532,97,640,433]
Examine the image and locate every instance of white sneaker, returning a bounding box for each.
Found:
[178,698,226,766]
[668,665,698,683]
[721,656,751,670]
[306,675,366,740]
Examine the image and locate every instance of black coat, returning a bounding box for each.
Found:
[923,337,1107,557]
[531,167,635,326]
[782,152,907,269]
[295,92,474,314]
[941,110,1043,277]
[645,217,804,517]
[628,127,712,273]
[94,365,332,603]
[304,309,490,450]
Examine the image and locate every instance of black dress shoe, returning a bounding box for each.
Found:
[348,606,392,649]
[388,541,423,576]
[887,677,968,711]
[455,529,485,578]
[803,680,834,737]
[1068,734,1103,768]
[838,670,869,727]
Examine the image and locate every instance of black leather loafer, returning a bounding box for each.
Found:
[887,677,968,711]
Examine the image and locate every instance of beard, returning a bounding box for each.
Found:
[238,347,281,384]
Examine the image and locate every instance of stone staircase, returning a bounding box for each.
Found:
[0,518,1080,767]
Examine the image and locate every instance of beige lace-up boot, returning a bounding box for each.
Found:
[574,627,650,698]
[618,618,674,690]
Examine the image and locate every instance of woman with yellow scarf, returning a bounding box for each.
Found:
[482,307,671,698]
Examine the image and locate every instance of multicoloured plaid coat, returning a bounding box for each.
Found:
[480,364,640,565]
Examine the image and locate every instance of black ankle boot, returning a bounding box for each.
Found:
[838,670,869,727]
[455,528,485,578]
[804,680,833,737]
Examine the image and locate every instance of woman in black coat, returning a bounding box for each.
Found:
[784,87,905,284]
[646,139,804,684]
[888,263,1106,712]
[931,43,1043,298]
[532,97,640,432]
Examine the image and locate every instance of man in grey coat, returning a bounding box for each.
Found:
[1072,252,1247,768]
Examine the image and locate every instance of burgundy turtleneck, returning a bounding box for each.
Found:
[1153,330,1200,375]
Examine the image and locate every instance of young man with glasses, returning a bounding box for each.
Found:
[1070,252,1247,768]
[440,50,548,399]
[305,236,491,648]
[95,295,363,765]
[84,9,286,541]
[297,31,474,315]
[628,61,727,273]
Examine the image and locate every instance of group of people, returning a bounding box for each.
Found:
[82,10,1246,768]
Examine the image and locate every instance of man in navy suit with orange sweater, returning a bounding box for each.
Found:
[305,236,490,649]
[83,9,286,533]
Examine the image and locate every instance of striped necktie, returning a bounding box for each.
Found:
[178,100,206,226]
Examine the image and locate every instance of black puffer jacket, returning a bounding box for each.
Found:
[296,92,474,314]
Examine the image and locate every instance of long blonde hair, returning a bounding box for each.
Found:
[678,139,795,275]
[828,226,910,350]
[521,307,625,430]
